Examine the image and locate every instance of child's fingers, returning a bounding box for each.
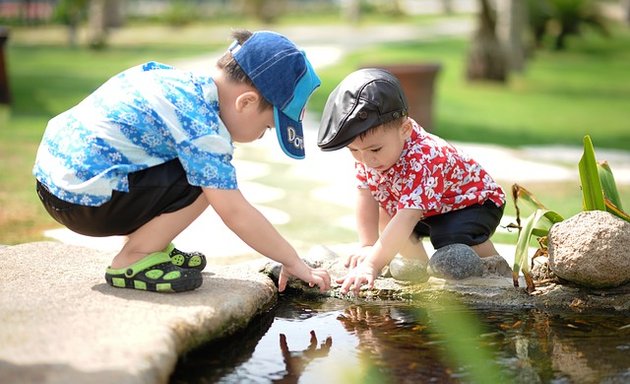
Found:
[343,254,353,268]
[319,269,332,289]
[353,279,364,295]
[340,277,352,294]
[314,275,330,292]
[278,269,288,292]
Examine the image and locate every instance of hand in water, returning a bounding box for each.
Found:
[274,330,332,383]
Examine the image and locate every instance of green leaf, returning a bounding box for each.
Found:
[513,209,564,291]
[512,183,548,211]
[578,135,606,211]
[598,161,623,211]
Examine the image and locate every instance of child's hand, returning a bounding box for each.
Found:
[278,262,331,293]
[335,261,378,295]
[344,245,373,269]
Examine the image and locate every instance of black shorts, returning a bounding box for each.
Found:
[36,159,203,237]
[413,200,504,249]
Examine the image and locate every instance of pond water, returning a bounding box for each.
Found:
[170,294,630,383]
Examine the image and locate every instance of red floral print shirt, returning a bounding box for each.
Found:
[356,120,505,218]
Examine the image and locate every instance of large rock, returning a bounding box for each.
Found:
[548,210,630,288]
[0,242,277,384]
[427,244,483,280]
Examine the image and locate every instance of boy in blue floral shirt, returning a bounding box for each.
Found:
[33,30,331,293]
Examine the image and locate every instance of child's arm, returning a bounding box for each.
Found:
[203,187,331,292]
[345,188,380,268]
[338,207,423,294]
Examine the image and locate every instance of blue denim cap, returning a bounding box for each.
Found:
[230,31,321,159]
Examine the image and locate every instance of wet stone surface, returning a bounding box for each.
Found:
[261,245,630,312]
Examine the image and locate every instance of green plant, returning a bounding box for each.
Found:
[527,0,609,50]
[510,184,564,292]
[579,135,630,221]
[511,135,629,292]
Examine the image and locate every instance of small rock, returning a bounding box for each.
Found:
[388,256,429,283]
[428,244,483,280]
[481,255,512,278]
[531,256,559,282]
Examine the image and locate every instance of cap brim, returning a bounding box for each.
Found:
[274,107,305,159]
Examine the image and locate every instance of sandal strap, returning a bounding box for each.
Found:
[107,251,172,277]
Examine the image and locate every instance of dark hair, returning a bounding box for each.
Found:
[357,116,407,141]
[216,29,272,111]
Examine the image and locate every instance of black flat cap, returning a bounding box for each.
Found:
[317,68,408,151]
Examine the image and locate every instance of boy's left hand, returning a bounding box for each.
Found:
[344,245,372,269]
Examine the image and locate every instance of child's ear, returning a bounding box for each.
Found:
[234,91,260,112]
[400,117,413,139]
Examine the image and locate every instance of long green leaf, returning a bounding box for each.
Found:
[512,183,548,211]
[513,209,564,291]
[579,135,606,211]
[598,161,623,210]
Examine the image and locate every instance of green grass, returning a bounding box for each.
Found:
[1,21,630,246]
[311,30,630,149]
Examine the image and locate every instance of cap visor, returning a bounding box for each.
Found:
[274,107,305,159]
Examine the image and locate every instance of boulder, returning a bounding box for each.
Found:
[548,210,630,288]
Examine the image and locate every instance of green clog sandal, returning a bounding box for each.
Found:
[105,251,202,293]
[166,243,207,271]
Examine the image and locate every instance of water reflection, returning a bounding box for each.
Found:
[337,304,455,383]
[274,331,332,383]
[171,296,630,384]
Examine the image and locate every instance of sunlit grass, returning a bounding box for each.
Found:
[1,20,629,245]
[313,27,630,150]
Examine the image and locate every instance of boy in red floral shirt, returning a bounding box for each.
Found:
[318,68,505,294]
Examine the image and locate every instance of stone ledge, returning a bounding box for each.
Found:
[270,244,630,313]
[0,242,277,384]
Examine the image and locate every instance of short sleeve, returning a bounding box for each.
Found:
[355,162,369,189]
[177,139,237,189]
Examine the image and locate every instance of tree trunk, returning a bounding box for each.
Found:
[342,0,361,24]
[88,0,107,49]
[442,0,454,14]
[497,0,527,72]
[104,0,124,28]
[466,0,508,82]
[244,0,284,24]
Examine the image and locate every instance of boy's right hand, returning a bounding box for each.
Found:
[344,245,373,269]
[278,262,331,293]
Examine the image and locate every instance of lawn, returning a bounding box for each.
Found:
[1,19,629,246]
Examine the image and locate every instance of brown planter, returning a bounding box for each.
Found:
[363,63,441,131]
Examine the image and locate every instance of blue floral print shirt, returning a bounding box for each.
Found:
[33,61,236,206]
